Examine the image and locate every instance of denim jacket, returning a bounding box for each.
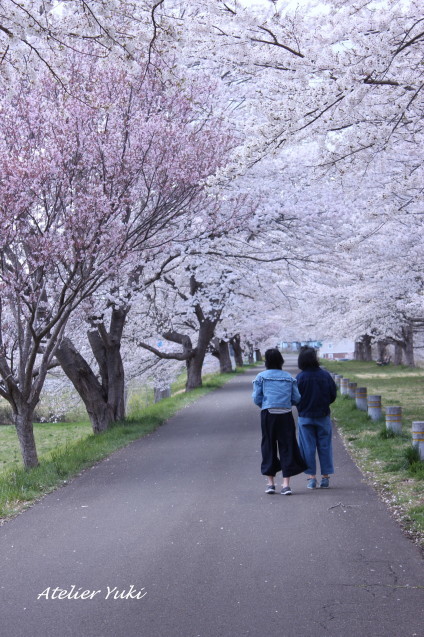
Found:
[252,369,301,410]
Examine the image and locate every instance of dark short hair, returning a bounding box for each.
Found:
[298,346,320,371]
[265,348,284,370]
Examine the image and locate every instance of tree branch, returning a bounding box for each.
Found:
[147,0,165,66]
[137,342,192,361]
[251,27,304,59]
[162,330,192,348]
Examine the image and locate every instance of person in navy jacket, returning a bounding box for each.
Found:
[252,348,307,495]
[296,346,337,489]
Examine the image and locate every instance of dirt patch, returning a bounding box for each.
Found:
[355,373,424,379]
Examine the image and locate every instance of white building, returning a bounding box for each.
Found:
[319,339,355,360]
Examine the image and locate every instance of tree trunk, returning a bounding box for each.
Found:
[56,338,113,433]
[402,323,415,367]
[186,354,204,391]
[362,335,372,361]
[210,337,233,373]
[247,342,254,364]
[186,318,217,391]
[377,340,387,361]
[87,307,127,422]
[218,340,233,373]
[56,308,127,432]
[14,404,39,469]
[393,342,403,365]
[86,333,125,422]
[254,349,262,362]
[230,334,244,367]
[354,341,364,361]
[107,344,126,420]
[87,402,115,434]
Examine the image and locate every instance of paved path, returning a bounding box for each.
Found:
[0,357,423,637]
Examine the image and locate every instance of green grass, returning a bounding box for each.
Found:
[324,359,424,422]
[323,360,424,547]
[0,421,92,473]
[0,366,254,521]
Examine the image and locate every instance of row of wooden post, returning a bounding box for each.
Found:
[331,373,424,461]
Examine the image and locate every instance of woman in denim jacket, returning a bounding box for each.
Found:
[252,348,306,495]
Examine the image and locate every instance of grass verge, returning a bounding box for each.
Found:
[0,366,255,523]
[323,360,424,549]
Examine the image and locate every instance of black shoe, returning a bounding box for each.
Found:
[265,484,276,494]
[280,486,292,495]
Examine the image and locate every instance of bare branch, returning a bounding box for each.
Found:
[223,4,236,15]
[137,342,192,361]
[390,82,424,135]
[252,26,305,59]
[394,28,424,56]
[147,0,165,66]
[363,75,400,87]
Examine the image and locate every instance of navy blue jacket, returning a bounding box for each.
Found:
[296,367,337,418]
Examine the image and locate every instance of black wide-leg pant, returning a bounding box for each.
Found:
[260,409,307,478]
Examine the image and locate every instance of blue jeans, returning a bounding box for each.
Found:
[298,415,334,476]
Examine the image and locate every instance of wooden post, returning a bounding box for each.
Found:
[348,382,357,399]
[367,395,382,421]
[334,375,343,387]
[412,422,424,461]
[340,378,350,395]
[154,386,171,403]
[385,406,402,434]
[355,387,368,411]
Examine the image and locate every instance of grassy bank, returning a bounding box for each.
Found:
[0,367,252,522]
[323,359,424,548]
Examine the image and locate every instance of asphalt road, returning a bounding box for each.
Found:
[0,356,423,637]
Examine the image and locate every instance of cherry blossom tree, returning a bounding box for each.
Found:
[0,58,233,466]
[160,0,424,366]
[3,0,423,468]
[135,260,238,390]
[133,196,313,388]
[54,140,244,431]
[0,73,124,467]
[284,171,424,367]
[0,1,164,84]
